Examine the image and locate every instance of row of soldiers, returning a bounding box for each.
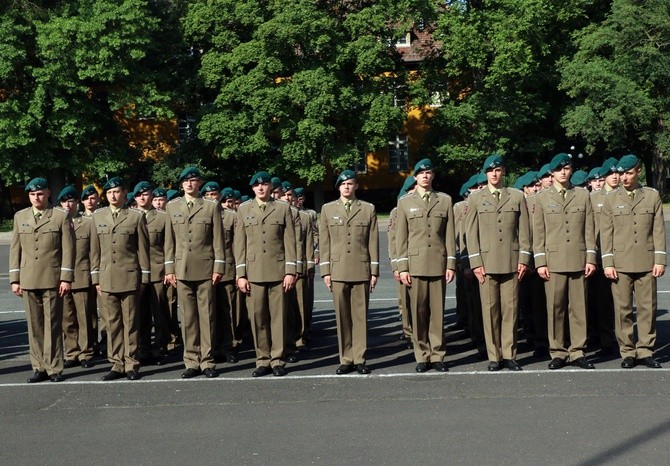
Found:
[389,152,665,372]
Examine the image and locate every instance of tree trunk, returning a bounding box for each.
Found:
[651,146,666,198]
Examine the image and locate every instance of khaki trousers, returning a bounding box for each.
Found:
[214,280,237,356]
[478,273,518,361]
[295,276,311,348]
[587,271,616,349]
[100,290,140,373]
[166,285,181,349]
[24,289,64,375]
[177,280,216,371]
[409,276,446,363]
[611,272,657,358]
[397,281,412,339]
[332,281,369,365]
[62,288,94,362]
[465,274,485,352]
[248,281,286,368]
[544,272,587,361]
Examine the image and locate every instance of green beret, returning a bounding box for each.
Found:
[133,181,153,196]
[547,153,572,172]
[463,174,479,191]
[476,172,487,186]
[152,187,167,198]
[57,185,76,201]
[398,176,417,199]
[335,170,356,188]
[199,181,220,196]
[538,164,551,178]
[178,166,201,182]
[221,187,235,199]
[570,170,588,187]
[25,177,48,192]
[413,158,433,174]
[617,154,640,172]
[527,171,539,185]
[513,174,528,190]
[102,176,124,192]
[281,180,293,192]
[250,171,272,186]
[240,195,250,202]
[482,154,504,172]
[293,187,305,198]
[81,185,98,200]
[587,167,602,181]
[233,189,241,200]
[598,157,621,177]
[459,182,470,198]
[166,189,179,201]
[271,177,282,189]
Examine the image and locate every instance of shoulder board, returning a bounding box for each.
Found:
[203,198,217,204]
[324,200,338,206]
[168,197,182,204]
[605,188,620,196]
[398,193,413,200]
[436,191,449,197]
[155,209,167,214]
[223,207,236,213]
[276,199,288,205]
[239,199,253,207]
[129,207,144,215]
[358,200,374,208]
[53,206,67,213]
[79,214,92,220]
[642,186,658,192]
[96,207,109,212]
[508,187,523,194]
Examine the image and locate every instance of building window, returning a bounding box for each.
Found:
[178,118,195,143]
[389,134,409,173]
[396,33,411,48]
[429,91,443,108]
[350,149,368,174]
[394,85,407,108]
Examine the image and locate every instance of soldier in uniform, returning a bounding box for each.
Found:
[164,167,225,378]
[80,184,103,354]
[465,155,531,371]
[587,168,605,192]
[396,159,456,372]
[292,190,315,352]
[601,154,666,368]
[320,170,379,374]
[90,177,150,381]
[234,171,297,377]
[10,178,75,382]
[58,185,95,369]
[81,185,100,217]
[152,187,167,211]
[294,187,318,349]
[532,153,597,370]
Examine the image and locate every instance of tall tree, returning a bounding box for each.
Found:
[559,0,670,194]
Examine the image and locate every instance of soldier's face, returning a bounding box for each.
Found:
[106,187,127,208]
[253,182,271,201]
[295,197,304,208]
[135,191,153,209]
[60,198,77,213]
[182,178,202,196]
[29,189,50,210]
[338,179,358,199]
[271,188,283,200]
[152,196,166,210]
[82,193,99,212]
[203,191,220,201]
[222,198,235,210]
[486,167,504,188]
[414,170,434,190]
[621,167,641,189]
[590,178,605,191]
[281,190,293,203]
[605,172,620,189]
[551,165,572,185]
[540,175,553,188]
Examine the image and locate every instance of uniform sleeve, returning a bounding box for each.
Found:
[652,192,667,266]
[233,210,247,278]
[395,201,409,274]
[318,206,331,277]
[464,195,483,270]
[388,207,397,272]
[284,205,297,276]
[212,203,226,275]
[369,206,380,277]
[532,194,548,268]
[584,193,597,265]
[137,214,151,285]
[294,211,305,275]
[9,213,21,284]
[59,213,76,283]
[445,197,456,271]
[310,211,319,263]
[164,205,176,275]
[599,195,615,269]
[89,217,100,286]
[304,214,315,273]
[518,195,532,266]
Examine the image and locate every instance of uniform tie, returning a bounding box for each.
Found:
[260,203,266,212]
[493,190,500,203]
[112,210,118,221]
[422,193,430,204]
[187,200,194,211]
[628,190,635,201]
[559,189,566,200]
[34,211,42,223]
[344,201,351,214]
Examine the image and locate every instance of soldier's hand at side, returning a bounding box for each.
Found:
[400,272,411,287]
[11,283,22,297]
[237,277,250,294]
[323,275,332,292]
[283,274,296,292]
[473,266,485,284]
[584,263,596,278]
[604,267,617,280]
[517,263,528,281]
[212,273,222,285]
[95,285,102,296]
[652,264,665,278]
[58,281,71,297]
[165,273,177,288]
[445,269,455,284]
[370,275,377,292]
[537,266,550,281]
[393,270,400,282]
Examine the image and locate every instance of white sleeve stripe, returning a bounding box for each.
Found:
[61,267,74,272]
[90,271,100,275]
[319,261,330,266]
[371,262,379,265]
[655,251,667,255]
[601,253,614,258]
[142,271,151,274]
[520,251,532,255]
[286,262,296,266]
[586,250,596,254]
[447,256,456,260]
[236,264,246,269]
[468,253,480,259]
[164,261,175,265]
[534,253,546,258]
[9,269,20,273]
[397,258,409,262]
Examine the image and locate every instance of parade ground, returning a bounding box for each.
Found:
[1,226,668,465]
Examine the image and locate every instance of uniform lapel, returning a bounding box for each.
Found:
[187,198,204,219]
[261,199,276,221]
[113,207,130,228]
[34,207,53,230]
[497,188,510,211]
[631,187,645,208]
[563,187,576,208]
[425,192,439,213]
[346,199,362,223]
[145,209,156,224]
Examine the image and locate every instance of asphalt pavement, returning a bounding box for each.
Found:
[1,225,669,465]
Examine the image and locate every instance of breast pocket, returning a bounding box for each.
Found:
[502,204,519,224]
[195,217,212,234]
[545,207,562,225]
[613,206,630,226]
[476,205,495,224]
[569,205,586,223]
[635,207,654,226]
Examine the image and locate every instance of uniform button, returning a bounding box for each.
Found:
[499,239,503,242]
[262,231,265,234]
[428,244,431,247]
[498,220,501,223]
[263,250,266,253]
[262,241,266,244]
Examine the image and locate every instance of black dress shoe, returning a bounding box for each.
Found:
[181,368,201,379]
[272,366,287,377]
[621,357,636,369]
[126,370,140,381]
[503,359,522,371]
[80,359,94,368]
[286,353,299,363]
[63,360,78,369]
[356,364,371,374]
[415,362,429,373]
[252,366,272,378]
[572,357,595,369]
[432,362,448,372]
[639,356,661,368]
[548,357,567,370]
[203,368,218,378]
[487,361,501,372]
[27,371,49,383]
[336,364,355,375]
[102,370,125,381]
[50,373,65,382]
[226,354,239,364]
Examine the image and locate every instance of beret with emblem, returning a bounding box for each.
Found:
[413,158,433,174]
[398,176,417,199]
[617,154,640,171]
[250,171,272,186]
[547,153,572,172]
[335,169,356,188]
[513,173,529,190]
[199,181,220,196]
[221,187,235,199]
[570,170,588,187]
[166,189,179,201]
[233,189,241,200]
[293,187,305,198]
[271,176,282,189]
[281,180,293,192]
[81,184,98,200]
[598,157,621,177]
[482,154,504,172]
[178,166,201,182]
[240,195,250,202]
[25,177,48,192]
[133,181,153,196]
[587,167,602,181]
[57,185,76,201]
[538,164,551,178]
[102,176,124,192]
[152,187,167,198]
[476,171,487,186]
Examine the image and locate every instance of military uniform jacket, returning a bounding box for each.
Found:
[298,209,315,274]
[453,200,468,270]
[9,206,75,289]
[90,207,150,293]
[465,187,531,273]
[600,186,666,272]
[164,197,225,281]
[388,206,398,272]
[532,186,596,272]
[302,208,319,262]
[71,213,93,290]
[234,198,297,282]
[319,199,379,282]
[395,190,457,276]
[221,208,236,282]
[145,208,167,283]
[289,205,305,275]
[589,189,608,264]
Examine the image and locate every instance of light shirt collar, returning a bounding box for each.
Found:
[184,193,198,203]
